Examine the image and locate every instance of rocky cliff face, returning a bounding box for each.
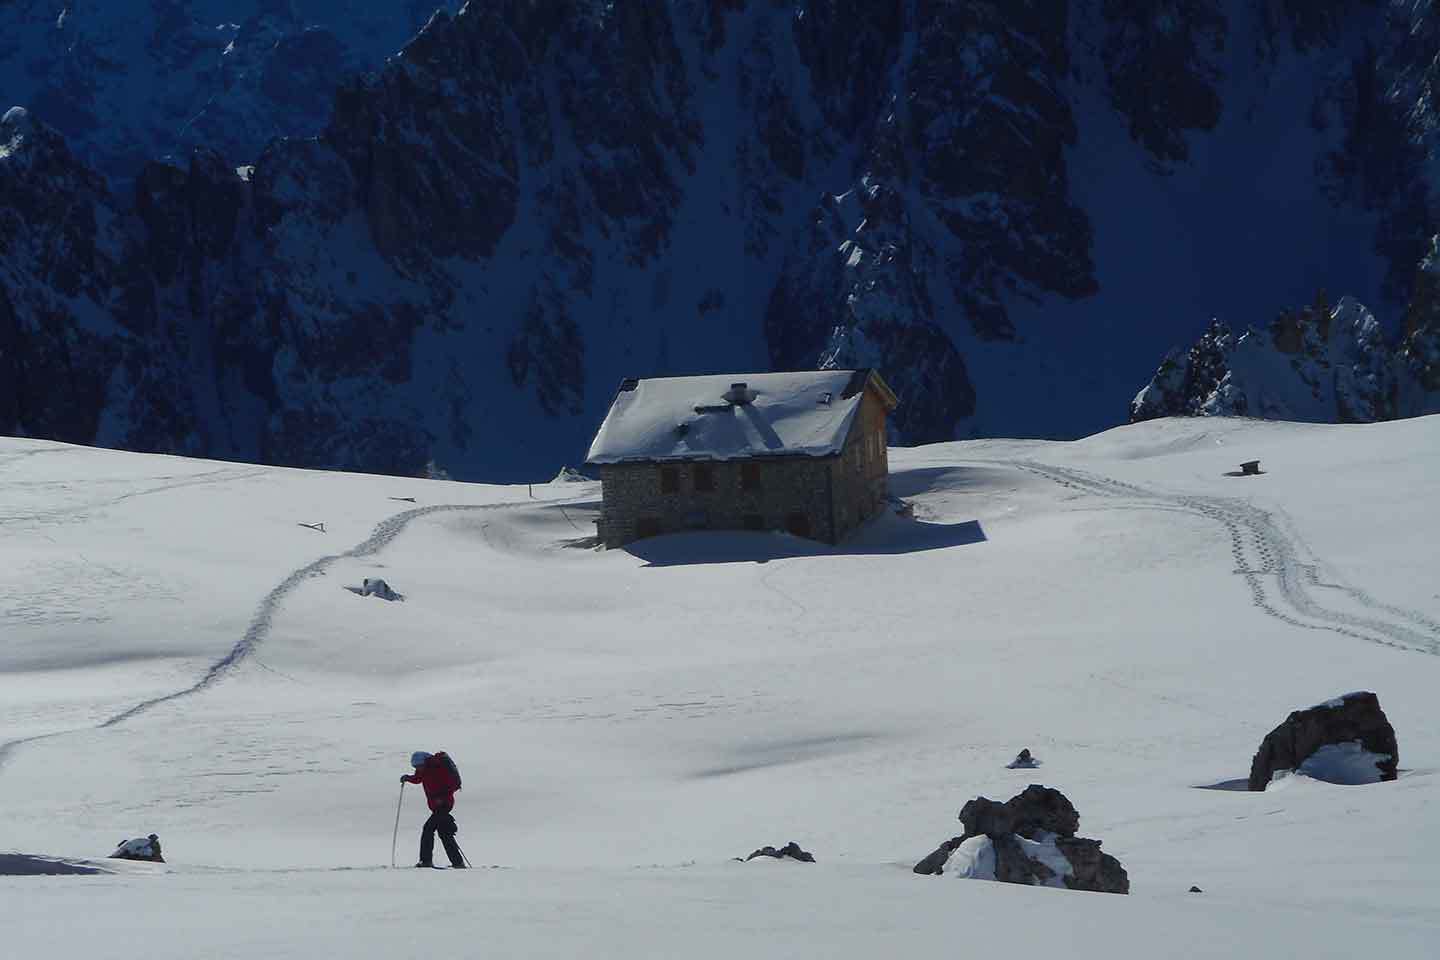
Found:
[0,1,441,185]
[3,2,1439,478]
[0,106,124,444]
[1396,237,1440,412]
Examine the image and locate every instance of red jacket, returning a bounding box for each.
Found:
[403,753,461,811]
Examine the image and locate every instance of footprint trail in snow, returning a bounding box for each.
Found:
[1002,459,1440,657]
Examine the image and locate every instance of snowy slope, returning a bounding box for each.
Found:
[3,416,1440,957]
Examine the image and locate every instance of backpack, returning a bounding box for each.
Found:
[435,751,462,791]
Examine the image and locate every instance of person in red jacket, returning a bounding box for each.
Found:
[401,750,466,868]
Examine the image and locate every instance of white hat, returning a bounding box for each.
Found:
[410,751,432,768]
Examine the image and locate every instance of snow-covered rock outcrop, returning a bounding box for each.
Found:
[1132,234,1440,426]
[352,578,403,602]
[109,834,164,863]
[1249,692,1399,790]
[1130,296,1395,424]
[913,785,1128,894]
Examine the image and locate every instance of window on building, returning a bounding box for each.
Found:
[693,463,715,492]
[786,512,811,538]
[741,462,761,491]
[660,466,679,494]
[636,517,661,539]
[743,514,764,531]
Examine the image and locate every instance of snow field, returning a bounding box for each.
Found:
[2,417,1439,957]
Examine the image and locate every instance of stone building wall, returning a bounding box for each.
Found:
[597,456,838,547]
[594,382,894,548]
[829,432,888,542]
[829,388,891,541]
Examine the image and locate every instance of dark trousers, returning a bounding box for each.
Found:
[420,800,463,866]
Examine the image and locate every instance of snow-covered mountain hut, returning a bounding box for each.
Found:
[585,370,898,547]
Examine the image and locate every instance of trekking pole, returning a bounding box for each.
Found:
[454,840,472,869]
[391,782,405,868]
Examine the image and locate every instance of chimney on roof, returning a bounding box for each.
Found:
[724,382,754,405]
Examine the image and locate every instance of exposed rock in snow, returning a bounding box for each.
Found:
[1248,691,1399,790]
[742,841,815,863]
[110,834,164,863]
[913,785,1127,894]
[350,578,404,602]
[1006,748,1040,769]
[960,785,1080,839]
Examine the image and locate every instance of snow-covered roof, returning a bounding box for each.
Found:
[585,370,893,465]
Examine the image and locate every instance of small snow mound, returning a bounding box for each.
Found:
[551,465,588,483]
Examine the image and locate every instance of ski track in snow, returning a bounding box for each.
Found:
[0,466,272,526]
[0,499,567,771]
[1001,459,1440,657]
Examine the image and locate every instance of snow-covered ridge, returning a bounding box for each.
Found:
[1130,286,1440,425]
